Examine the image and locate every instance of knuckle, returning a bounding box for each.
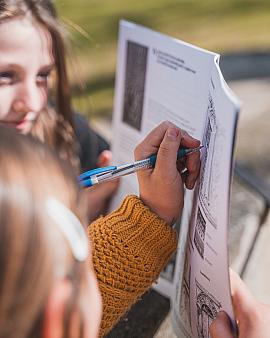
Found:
[158,145,170,157]
[163,120,171,127]
[161,120,174,129]
[180,129,190,139]
[161,121,182,135]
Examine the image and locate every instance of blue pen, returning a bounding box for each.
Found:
[79,145,203,188]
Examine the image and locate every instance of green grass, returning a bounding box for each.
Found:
[55,0,270,119]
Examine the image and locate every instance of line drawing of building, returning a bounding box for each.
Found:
[195,279,222,338]
[194,208,206,259]
[199,95,218,228]
[179,244,192,334]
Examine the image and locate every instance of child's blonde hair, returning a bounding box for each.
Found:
[0,126,87,338]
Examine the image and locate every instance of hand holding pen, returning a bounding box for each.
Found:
[80,122,201,225]
[79,145,202,188]
[134,121,201,225]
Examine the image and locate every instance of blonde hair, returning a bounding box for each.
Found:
[0,126,87,338]
[0,0,80,172]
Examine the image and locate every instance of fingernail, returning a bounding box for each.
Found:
[168,127,179,139]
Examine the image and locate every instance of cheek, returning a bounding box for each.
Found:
[0,87,15,120]
[0,85,48,121]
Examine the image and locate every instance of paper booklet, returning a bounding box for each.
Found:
[109,20,240,338]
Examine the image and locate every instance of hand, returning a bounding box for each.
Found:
[134,121,201,225]
[85,150,119,222]
[210,269,270,338]
[96,150,113,168]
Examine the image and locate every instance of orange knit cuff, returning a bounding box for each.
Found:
[90,195,178,273]
[88,195,178,337]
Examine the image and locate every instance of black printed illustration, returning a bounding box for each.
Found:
[199,95,218,228]
[122,40,148,131]
[196,280,222,338]
[194,208,206,259]
[179,243,192,334]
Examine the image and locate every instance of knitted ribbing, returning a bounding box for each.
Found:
[88,195,178,337]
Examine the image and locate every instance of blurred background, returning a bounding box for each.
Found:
[54,1,270,336]
[55,0,270,119]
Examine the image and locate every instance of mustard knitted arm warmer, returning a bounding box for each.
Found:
[88,195,178,337]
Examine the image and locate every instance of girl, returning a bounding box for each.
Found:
[0,0,117,220]
[0,125,102,338]
[0,122,201,337]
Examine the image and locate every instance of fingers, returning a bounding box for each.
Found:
[135,122,200,160]
[177,142,201,189]
[134,121,201,187]
[184,150,201,189]
[181,129,201,148]
[97,150,112,167]
[134,121,171,161]
[154,126,181,178]
[210,311,234,338]
[229,269,257,319]
[180,130,201,189]
[225,270,270,338]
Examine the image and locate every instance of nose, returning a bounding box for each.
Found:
[14,80,47,114]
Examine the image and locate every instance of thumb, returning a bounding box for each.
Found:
[210,311,234,338]
[154,126,181,176]
[230,269,257,321]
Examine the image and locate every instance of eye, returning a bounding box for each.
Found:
[37,70,52,84]
[0,71,16,85]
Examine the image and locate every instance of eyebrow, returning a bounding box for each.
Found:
[0,62,55,70]
[0,63,19,69]
[38,63,55,72]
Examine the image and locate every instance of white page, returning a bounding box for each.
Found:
[110,21,239,336]
[111,20,217,211]
[110,21,217,297]
[172,61,239,337]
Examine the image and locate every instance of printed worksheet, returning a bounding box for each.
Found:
[110,21,239,337]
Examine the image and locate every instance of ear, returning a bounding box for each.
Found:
[42,279,72,338]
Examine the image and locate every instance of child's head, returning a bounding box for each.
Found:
[0,126,102,338]
[0,0,79,169]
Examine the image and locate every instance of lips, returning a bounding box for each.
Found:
[14,118,28,130]
[0,112,38,132]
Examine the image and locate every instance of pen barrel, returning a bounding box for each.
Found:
[80,178,93,188]
[177,148,187,159]
[149,154,157,167]
[149,147,188,167]
[79,146,201,189]
[134,158,152,170]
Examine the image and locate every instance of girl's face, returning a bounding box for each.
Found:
[0,16,54,134]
